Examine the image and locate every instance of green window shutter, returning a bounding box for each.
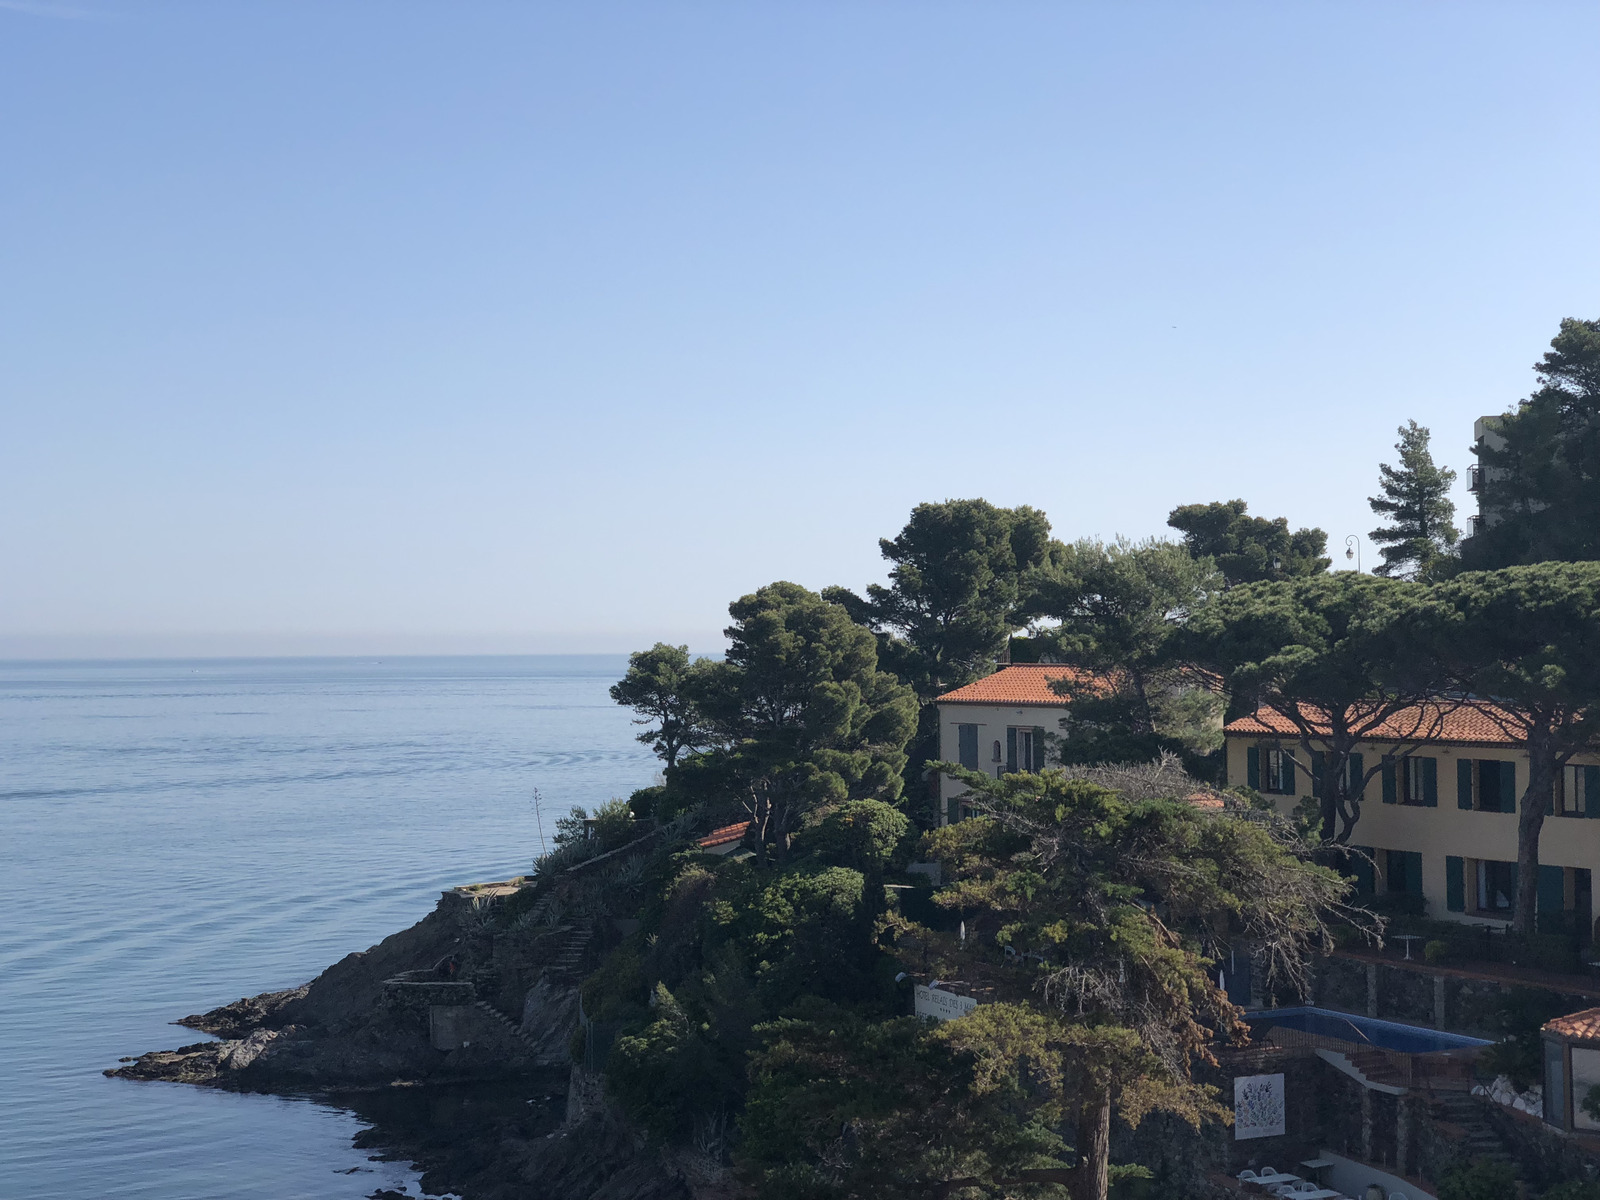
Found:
[1407,851,1425,897]
[1458,758,1474,809]
[1446,856,1465,912]
[946,795,960,825]
[1033,727,1046,772]
[1501,761,1517,813]
[1247,747,1260,790]
[1312,751,1325,799]
[1587,766,1600,818]
[1349,753,1364,799]
[1422,757,1438,807]
[1539,865,1566,916]
[1352,846,1376,895]
[1382,758,1397,804]
[957,724,979,771]
[1005,728,1017,774]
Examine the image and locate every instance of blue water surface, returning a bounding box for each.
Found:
[0,656,655,1199]
[1246,1006,1491,1053]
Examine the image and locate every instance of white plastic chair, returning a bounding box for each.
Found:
[1238,1170,1260,1182]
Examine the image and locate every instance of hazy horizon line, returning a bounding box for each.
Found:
[0,631,729,660]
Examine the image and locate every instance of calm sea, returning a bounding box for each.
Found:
[0,656,656,1199]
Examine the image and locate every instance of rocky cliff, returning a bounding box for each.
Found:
[107,883,701,1200]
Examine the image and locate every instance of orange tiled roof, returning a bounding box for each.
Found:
[1545,1008,1600,1042]
[935,664,1113,706]
[697,821,751,850]
[1224,700,1523,747]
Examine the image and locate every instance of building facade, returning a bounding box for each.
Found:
[1225,704,1600,933]
[933,664,1078,826]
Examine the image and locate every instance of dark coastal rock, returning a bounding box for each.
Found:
[519,975,581,1067]
[109,885,697,1198]
[177,986,308,1038]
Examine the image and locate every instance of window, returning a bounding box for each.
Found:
[1385,849,1423,897]
[1012,728,1033,774]
[1475,859,1517,914]
[1004,726,1046,774]
[1394,755,1437,806]
[1473,759,1516,813]
[1262,747,1293,794]
[1558,765,1589,816]
[1246,745,1299,794]
[957,724,979,771]
[1404,757,1424,802]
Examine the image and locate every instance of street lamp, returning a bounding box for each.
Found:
[1344,535,1362,573]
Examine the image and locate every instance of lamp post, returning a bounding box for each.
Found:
[1344,535,1362,574]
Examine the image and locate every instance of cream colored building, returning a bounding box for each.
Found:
[934,664,1081,826]
[1225,703,1600,932]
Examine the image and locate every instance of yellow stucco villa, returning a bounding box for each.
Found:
[1225,703,1600,933]
[936,665,1600,934]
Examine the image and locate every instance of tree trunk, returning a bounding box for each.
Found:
[1072,1089,1111,1200]
[1513,739,1556,936]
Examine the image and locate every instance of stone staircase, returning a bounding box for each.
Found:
[549,920,595,981]
[470,998,541,1053]
[1428,1091,1518,1170]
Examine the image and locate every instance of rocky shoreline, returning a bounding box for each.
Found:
[107,880,706,1200]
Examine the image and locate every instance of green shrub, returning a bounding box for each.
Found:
[1477,987,1569,1090]
[1437,1157,1517,1200]
[607,983,742,1141]
[795,799,910,873]
[1583,1082,1600,1125]
[1363,891,1427,919]
[1424,939,1450,964]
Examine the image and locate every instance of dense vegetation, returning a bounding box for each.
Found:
[567,317,1600,1192]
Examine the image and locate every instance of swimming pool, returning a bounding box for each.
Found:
[1246,1007,1491,1054]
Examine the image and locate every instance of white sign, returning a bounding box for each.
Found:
[914,984,978,1022]
[1234,1073,1286,1140]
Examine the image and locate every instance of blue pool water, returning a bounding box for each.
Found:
[0,656,656,1199]
[1247,1007,1491,1053]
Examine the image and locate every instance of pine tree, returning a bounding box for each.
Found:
[1465,317,1600,568]
[1368,420,1459,579]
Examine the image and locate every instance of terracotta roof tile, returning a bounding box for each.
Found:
[935,664,1113,706]
[1545,1008,1600,1042]
[1224,700,1524,747]
[697,821,751,850]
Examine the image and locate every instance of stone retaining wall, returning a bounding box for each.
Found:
[1314,954,1597,1037]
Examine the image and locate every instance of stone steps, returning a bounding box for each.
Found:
[1428,1094,1518,1167]
[549,921,594,981]
[472,998,538,1049]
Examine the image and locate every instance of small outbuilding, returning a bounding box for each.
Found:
[1541,1007,1600,1133]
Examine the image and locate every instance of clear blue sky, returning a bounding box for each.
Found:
[2,1,1595,656]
